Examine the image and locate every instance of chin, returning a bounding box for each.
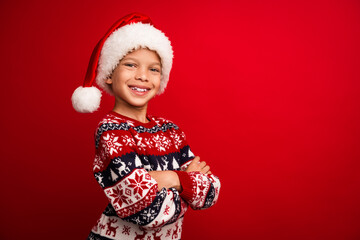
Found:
[130,102,148,108]
[129,93,156,106]
[127,97,152,108]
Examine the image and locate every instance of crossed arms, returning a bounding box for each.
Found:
[93,126,220,229]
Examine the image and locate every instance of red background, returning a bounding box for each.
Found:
[1,0,360,239]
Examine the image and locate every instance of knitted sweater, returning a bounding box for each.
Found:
[87,111,221,240]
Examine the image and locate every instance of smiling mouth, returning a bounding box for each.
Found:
[131,87,148,92]
[128,85,151,93]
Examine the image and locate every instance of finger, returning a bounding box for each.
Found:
[192,156,200,164]
[199,161,207,168]
[185,157,202,173]
[201,165,210,174]
[188,158,199,168]
[207,171,212,175]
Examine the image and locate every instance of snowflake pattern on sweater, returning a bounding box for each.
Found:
[88,111,221,240]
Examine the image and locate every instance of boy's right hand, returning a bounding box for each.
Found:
[185,156,211,175]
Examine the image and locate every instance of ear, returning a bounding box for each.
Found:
[105,78,113,85]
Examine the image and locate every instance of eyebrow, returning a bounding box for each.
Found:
[122,57,161,66]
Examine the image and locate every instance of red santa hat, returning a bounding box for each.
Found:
[71,13,173,113]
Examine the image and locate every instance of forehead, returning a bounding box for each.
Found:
[122,48,161,64]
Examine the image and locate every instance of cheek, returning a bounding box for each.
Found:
[154,76,161,90]
[113,72,130,87]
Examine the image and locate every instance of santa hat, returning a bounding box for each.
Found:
[71,13,173,113]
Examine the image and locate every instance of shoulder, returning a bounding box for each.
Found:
[94,112,132,144]
[149,115,189,141]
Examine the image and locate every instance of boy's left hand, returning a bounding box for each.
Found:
[185,156,212,175]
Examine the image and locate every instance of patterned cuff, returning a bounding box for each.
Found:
[174,170,195,202]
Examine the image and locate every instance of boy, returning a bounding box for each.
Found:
[72,13,220,240]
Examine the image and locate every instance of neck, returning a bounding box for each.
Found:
[112,99,149,123]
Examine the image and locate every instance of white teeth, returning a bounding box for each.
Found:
[131,87,148,92]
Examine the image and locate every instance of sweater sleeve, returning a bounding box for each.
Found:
[93,127,188,230]
[175,129,221,210]
[177,163,221,210]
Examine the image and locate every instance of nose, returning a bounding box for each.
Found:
[135,67,148,81]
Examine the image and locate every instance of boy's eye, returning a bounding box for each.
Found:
[124,63,136,67]
[150,68,160,73]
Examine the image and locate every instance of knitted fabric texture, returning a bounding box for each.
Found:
[88,112,220,240]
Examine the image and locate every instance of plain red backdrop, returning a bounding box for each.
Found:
[1,0,360,239]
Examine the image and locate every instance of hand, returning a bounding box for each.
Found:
[185,156,211,175]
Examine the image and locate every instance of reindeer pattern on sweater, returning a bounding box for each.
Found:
[87,111,220,240]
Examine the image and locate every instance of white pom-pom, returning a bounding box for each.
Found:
[71,86,102,113]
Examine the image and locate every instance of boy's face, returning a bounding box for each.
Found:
[106,48,162,109]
